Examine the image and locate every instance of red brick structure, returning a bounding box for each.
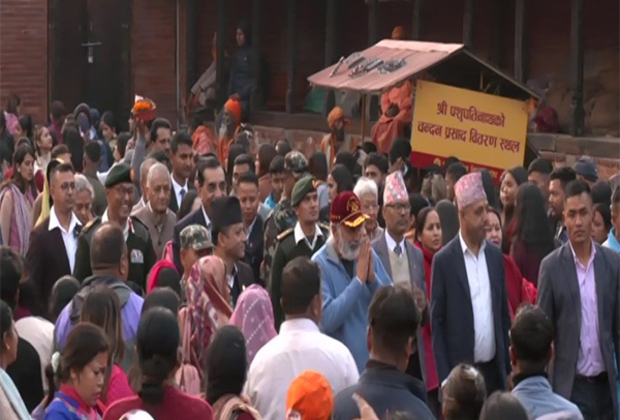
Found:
[0,0,49,122]
[0,0,617,136]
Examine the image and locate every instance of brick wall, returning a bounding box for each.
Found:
[131,0,187,125]
[0,0,49,123]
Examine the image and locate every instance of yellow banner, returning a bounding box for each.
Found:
[411,80,528,175]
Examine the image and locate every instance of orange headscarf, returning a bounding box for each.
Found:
[224,99,242,126]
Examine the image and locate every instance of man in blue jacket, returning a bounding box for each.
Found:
[312,191,391,372]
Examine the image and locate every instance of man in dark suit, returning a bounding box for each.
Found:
[538,180,620,420]
[169,132,195,214]
[172,156,226,272]
[237,171,264,283]
[371,171,428,387]
[211,195,257,306]
[431,171,511,395]
[27,162,82,307]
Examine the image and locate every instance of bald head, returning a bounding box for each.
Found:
[90,222,128,273]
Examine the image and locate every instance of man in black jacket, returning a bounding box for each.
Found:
[333,286,435,420]
[212,195,258,306]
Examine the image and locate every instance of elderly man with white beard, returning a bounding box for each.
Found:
[312,191,391,372]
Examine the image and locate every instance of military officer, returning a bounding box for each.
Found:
[73,163,157,292]
[269,175,330,330]
[262,151,309,286]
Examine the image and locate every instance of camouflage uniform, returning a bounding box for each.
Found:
[262,151,308,287]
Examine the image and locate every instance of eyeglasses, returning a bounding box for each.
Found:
[115,186,134,197]
[385,203,411,212]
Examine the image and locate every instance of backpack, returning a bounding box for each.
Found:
[175,306,202,395]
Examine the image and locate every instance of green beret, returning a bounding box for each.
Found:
[291,175,317,207]
[104,163,133,188]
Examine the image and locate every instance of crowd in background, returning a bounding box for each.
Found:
[0,90,620,420]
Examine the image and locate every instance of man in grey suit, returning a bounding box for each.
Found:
[371,171,428,387]
[538,180,620,420]
[132,162,177,258]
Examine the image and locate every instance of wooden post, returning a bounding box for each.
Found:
[368,0,378,45]
[323,0,337,117]
[463,0,474,48]
[412,0,424,40]
[285,0,297,114]
[216,0,226,107]
[570,0,584,136]
[250,0,263,111]
[514,0,527,82]
[186,0,196,95]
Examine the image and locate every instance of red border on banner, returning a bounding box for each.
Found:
[410,151,506,185]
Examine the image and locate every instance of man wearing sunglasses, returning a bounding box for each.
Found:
[73,163,157,292]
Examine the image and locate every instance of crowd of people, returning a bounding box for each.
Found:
[0,90,620,420]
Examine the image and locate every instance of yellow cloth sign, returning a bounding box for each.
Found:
[411,80,528,174]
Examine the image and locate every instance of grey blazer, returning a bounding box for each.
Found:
[372,232,428,386]
[537,243,620,415]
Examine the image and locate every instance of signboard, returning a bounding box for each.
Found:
[410,80,528,182]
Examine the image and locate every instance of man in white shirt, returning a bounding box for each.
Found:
[27,161,82,307]
[169,132,195,213]
[431,171,511,395]
[245,257,359,420]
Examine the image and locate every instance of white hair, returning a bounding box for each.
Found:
[147,162,171,187]
[74,174,94,199]
[353,177,378,201]
[140,158,157,183]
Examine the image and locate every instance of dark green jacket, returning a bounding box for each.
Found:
[269,222,330,330]
[73,216,157,292]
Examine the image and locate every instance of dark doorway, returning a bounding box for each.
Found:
[49,0,132,129]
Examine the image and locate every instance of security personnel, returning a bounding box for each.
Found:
[263,151,309,285]
[269,175,329,330]
[73,163,157,291]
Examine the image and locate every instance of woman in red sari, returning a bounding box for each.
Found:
[414,207,442,416]
[486,206,537,319]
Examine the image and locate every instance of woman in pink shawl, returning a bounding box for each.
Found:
[186,255,233,368]
[0,144,37,255]
[229,284,277,365]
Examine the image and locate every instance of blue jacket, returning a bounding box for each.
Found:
[604,228,620,252]
[333,361,435,420]
[43,391,101,420]
[312,239,391,372]
[512,374,583,419]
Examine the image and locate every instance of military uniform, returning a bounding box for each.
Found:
[270,221,330,330]
[262,199,297,287]
[73,163,157,292]
[73,215,157,291]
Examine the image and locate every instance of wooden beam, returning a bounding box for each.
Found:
[285,0,297,114]
[463,0,474,48]
[250,0,263,111]
[570,0,584,136]
[186,0,196,95]
[514,0,527,82]
[368,0,378,45]
[216,0,226,107]
[324,0,337,116]
[411,0,424,40]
